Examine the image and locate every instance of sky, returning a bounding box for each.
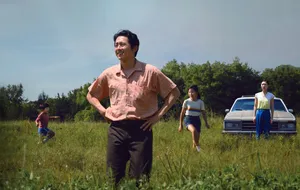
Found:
[1,0,300,101]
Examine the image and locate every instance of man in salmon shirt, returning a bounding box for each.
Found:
[87,30,180,187]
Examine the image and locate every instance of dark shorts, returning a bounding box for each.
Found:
[184,115,201,133]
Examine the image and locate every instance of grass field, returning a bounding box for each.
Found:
[1,116,300,189]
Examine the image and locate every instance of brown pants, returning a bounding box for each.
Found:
[106,120,153,185]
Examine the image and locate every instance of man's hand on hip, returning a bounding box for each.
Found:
[99,109,111,123]
[140,114,160,131]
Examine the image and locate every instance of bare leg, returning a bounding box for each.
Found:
[38,134,44,144]
[187,125,199,147]
[195,132,200,147]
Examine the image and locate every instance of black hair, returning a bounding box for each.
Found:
[39,103,49,110]
[189,85,200,99]
[113,30,140,57]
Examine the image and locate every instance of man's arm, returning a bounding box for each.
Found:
[86,92,106,116]
[87,92,112,123]
[141,87,180,131]
[86,74,110,121]
[157,87,180,119]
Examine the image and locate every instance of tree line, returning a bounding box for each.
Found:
[1,57,299,121]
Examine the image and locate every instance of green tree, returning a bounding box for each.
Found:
[161,57,261,114]
[261,65,300,113]
[161,59,186,99]
[0,84,25,120]
[21,101,38,120]
[0,87,9,120]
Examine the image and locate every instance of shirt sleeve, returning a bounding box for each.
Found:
[153,68,177,99]
[200,100,205,110]
[35,112,43,123]
[88,71,109,100]
[182,100,187,109]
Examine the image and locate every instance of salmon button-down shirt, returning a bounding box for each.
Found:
[88,60,177,121]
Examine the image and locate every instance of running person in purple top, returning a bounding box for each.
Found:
[35,103,55,144]
[179,85,210,152]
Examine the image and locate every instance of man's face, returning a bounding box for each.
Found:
[114,36,136,61]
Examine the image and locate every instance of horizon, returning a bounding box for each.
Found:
[1,0,300,101]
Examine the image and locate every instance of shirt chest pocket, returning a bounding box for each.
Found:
[128,83,152,102]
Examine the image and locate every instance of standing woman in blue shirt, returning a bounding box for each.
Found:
[253,81,275,139]
[179,85,210,152]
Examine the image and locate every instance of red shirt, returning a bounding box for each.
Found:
[35,112,49,128]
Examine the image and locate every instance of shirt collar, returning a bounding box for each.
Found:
[115,59,143,75]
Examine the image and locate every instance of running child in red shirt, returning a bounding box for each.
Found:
[35,103,55,143]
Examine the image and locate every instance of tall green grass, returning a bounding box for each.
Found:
[0,116,300,189]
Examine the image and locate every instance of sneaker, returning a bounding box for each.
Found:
[196,146,201,152]
[264,133,270,139]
